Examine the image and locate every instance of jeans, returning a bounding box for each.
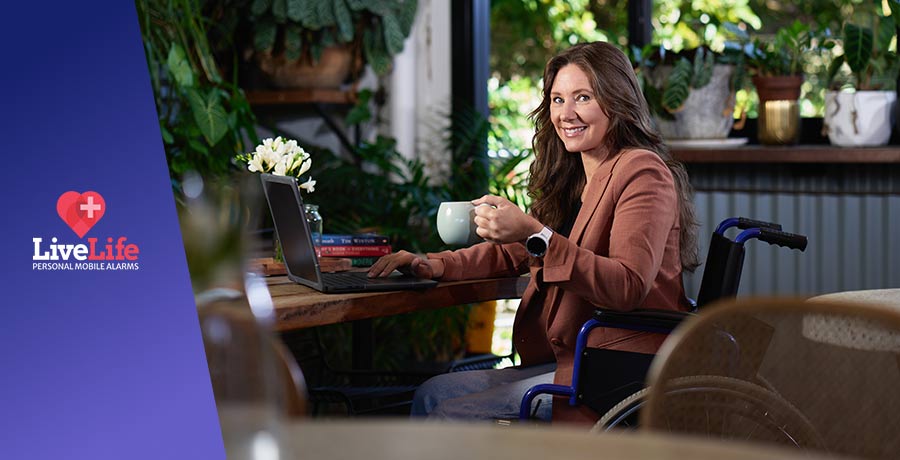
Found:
[410,362,556,421]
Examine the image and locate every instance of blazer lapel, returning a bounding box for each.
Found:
[568,152,625,244]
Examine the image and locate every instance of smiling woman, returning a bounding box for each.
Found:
[548,64,612,176]
[369,41,699,425]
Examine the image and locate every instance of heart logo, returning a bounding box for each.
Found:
[57,191,106,238]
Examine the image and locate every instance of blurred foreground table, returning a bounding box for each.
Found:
[221,416,837,460]
[807,288,900,309]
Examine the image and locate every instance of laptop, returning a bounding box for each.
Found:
[259,173,438,293]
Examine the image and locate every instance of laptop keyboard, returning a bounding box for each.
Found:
[322,272,370,289]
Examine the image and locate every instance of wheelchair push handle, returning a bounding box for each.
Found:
[715,217,783,235]
[736,217,782,231]
[757,228,808,251]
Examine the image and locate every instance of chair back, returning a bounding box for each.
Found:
[641,297,900,459]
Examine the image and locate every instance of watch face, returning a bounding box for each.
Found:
[527,235,547,256]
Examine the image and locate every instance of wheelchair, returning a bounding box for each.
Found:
[519,217,809,428]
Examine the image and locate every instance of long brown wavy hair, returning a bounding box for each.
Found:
[528,41,699,271]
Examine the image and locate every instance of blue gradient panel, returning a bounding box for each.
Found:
[0,3,222,459]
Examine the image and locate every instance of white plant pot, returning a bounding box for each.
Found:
[824,90,897,147]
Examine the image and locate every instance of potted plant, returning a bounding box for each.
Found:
[237,0,419,88]
[136,0,259,198]
[635,44,746,141]
[746,20,813,145]
[823,11,899,146]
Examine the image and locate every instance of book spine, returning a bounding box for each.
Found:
[348,257,379,267]
[318,245,392,257]
[320,234,390,246]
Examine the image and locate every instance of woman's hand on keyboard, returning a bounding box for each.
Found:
[367,250,444,279]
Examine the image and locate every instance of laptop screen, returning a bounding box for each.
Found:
[261,174,320,284]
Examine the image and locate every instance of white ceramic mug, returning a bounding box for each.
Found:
[437,201,484,246]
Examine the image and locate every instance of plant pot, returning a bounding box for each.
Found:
[646,64,736,140]
[753,75,803,101]
[753,76,803,145]
[255,45,359,89]
[824,90,897,147]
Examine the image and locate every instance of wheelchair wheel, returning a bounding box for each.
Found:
[595,375,824,450]
[592,387,649,432]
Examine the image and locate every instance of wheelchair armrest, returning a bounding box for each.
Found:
[593,308,693,333]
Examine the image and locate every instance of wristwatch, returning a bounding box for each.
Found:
[526,226,553,258]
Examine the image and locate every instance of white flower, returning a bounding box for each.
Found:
[247,155,264,173]
[299,177,317,193]
[272,136,286,156]
[294,158,312,177]
[236,136,317,193]
[273,156,288,176]
[285,138,299,153]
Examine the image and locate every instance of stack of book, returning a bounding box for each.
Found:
[319,233,391,267]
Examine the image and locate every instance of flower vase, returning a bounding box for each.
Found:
[304,204,323,257]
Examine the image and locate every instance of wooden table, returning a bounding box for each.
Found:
[220,415,838,460]
[265,275,530,368]
[266,275,529,331]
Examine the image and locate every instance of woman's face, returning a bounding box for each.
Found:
[549,64,610,156]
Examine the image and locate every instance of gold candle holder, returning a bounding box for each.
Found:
[758,99,800,145]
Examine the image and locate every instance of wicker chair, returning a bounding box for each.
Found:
[640,297,900,459]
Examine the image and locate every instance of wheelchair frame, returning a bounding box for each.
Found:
[519,217,808,422]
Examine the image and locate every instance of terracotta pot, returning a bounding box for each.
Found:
[256,45,358,89]
[753,75,803,102]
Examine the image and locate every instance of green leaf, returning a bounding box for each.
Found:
[345,89,373,126]
[311,41,323,62]
[690,48,713,88]
[166,44,194,88]
[662,58,692,113]
[254,19,277,51]
[333,0,354,43]
[395,0,418,37]
[382,11,406,56]
[251,0,272,17]
[643,83,672,120]
[187,138,209,155]
[287,0,318,27]
[364,24,391,75]
[844,23,873,75]
[876,15,895,56]
[316,0,335,27]
[159,124,174,144]
[284,24,303,61]
[272,0,288,21]
[825,54,845,88]
[286,0,306,22]
[366,0,392,16]
[346,0,367,11]
[187,89,229,146]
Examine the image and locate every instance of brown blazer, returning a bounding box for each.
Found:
[428,149,691,424]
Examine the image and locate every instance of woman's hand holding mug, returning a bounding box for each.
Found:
[471,195,543,244]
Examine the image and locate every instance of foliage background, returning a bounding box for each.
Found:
[488,0,888,154]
